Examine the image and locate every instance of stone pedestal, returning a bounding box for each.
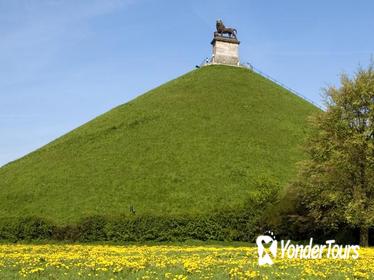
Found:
[211,35,240,66]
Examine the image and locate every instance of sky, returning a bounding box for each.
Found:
[1,0,374,167]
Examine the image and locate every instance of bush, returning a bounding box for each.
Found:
[0,210,262,242]
[0,182,281,242]
[0,216,54,241]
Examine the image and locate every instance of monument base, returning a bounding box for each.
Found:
[211,36,240,66]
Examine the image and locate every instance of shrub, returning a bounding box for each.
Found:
[0,183,282,242]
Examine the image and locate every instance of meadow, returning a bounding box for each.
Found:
[0,243,372,279]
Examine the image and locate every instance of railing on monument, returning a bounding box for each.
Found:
[240,62,324,110]
[198,58,324,110]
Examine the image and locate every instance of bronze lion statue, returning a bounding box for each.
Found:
[215,20,237,39]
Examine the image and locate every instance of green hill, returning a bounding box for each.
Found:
[0,65,318,224]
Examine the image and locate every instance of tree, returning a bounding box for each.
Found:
[292,64,374,246]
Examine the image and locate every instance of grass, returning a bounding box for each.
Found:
[0,243,372,279]
[0,65,318,224]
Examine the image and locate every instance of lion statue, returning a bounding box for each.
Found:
[215,20,237,39]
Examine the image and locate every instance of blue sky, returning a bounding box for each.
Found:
[1,0,373,167]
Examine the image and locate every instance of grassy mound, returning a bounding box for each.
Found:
[0,65,318,224]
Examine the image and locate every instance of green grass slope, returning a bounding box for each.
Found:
[0,65,318,224]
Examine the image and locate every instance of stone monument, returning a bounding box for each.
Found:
[211,20,240,66]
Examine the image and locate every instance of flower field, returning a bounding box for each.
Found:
[0,244,373,279]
